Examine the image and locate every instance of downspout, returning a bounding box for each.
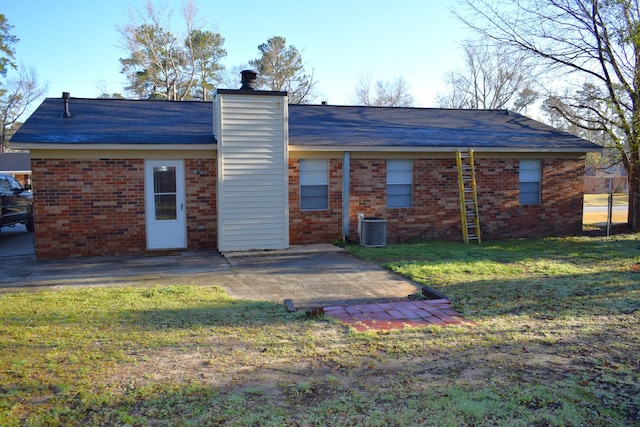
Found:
[342,151,350,241]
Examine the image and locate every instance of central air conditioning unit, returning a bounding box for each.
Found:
[359,217,387,247]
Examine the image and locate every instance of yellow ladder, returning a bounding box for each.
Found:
[456,149,481,244]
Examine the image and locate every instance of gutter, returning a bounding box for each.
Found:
[288,145,603,154]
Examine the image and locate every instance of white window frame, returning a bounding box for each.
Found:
[300,159,329,210]
[519,159,541,205]
[387,159,413,208]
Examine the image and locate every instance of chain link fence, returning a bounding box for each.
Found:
[583,193,635,236]
[0,224,35,257]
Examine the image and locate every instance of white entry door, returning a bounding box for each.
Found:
[144,160,186,250]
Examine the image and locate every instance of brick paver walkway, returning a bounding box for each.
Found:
[323,298,471,332]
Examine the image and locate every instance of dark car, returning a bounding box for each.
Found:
[0,173,33,234]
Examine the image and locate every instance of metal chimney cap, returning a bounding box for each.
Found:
[240,70,258,91]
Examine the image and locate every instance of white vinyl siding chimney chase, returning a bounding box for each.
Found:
[215,93,289,251]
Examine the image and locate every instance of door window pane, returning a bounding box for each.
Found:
[154,166,176,193]
[153,166,177,220]
[155,195,177,220]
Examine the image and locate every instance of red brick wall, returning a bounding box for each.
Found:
[477,158,584,238]
[32,158,216,258]
[288,156,585,244]
[347,158,462,243]
[185,158,217,250]
[32,155,584,257]
[289,158,343,244]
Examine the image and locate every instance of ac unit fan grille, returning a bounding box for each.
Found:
[360,218,387,247]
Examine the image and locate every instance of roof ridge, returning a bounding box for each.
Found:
[45,96,213,104]
[290,103,513,114]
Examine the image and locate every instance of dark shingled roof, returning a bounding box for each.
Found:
[11,97,599,151]
[0,153,30,172]
[11,98,214,145]
[288,104,599,150]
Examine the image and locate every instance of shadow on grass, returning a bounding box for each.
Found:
[1,286,303,330]
[21,342,640,427]
[123,299,302,329]
[4,284,639,425]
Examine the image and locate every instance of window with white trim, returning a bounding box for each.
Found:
[300,159,329,210]
[519,159,541,205]
[387,159,413,208]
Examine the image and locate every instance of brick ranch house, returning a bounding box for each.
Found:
[11,73,600,259]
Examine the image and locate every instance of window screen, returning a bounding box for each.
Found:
[519,159,541,204]
[387,159,413,208]
[300,159,328,210]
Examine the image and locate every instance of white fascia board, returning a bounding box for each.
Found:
[288,145,602,154]
[0,170,31,174]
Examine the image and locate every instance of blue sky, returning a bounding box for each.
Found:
[4,0,473,107]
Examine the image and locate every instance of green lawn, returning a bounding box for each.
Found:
[2,236,639,426]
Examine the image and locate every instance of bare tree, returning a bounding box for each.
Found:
[0,14,17,78]
[353,73,415,107]
[1,66,47,152]
[96,80,124,99]
[542,83,614,175]
[457,0,640,227]
[436,41,537,113]
[118,0,226,100]
[182,0,225,101]
[249,36,317,104]
[218,64,250,89]
[0,15,45,152]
